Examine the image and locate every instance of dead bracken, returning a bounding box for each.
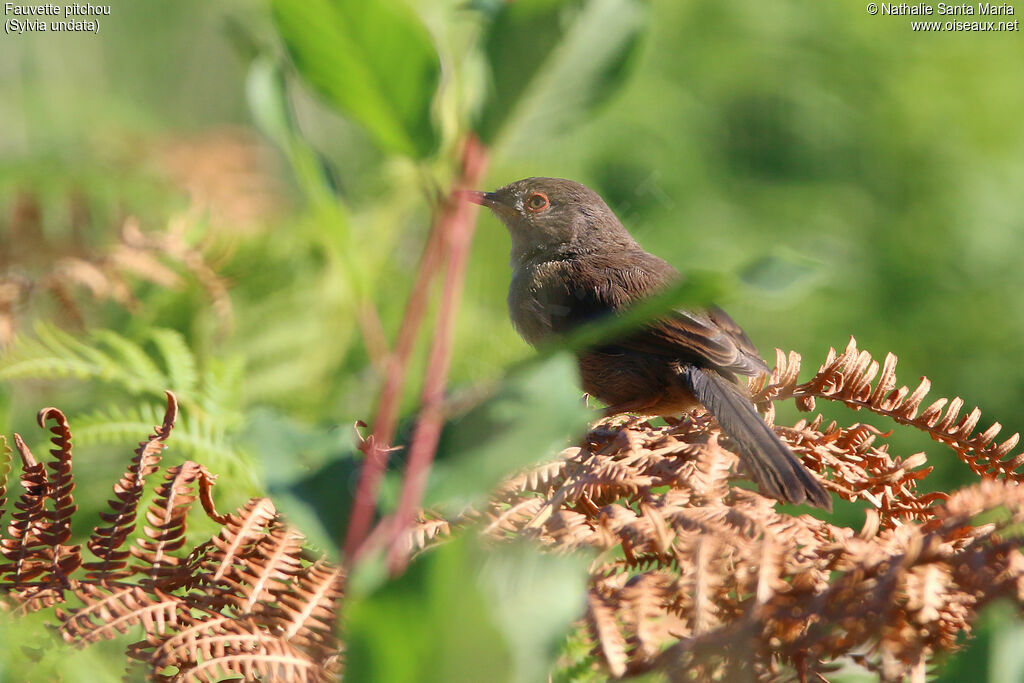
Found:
[3,339,1024,681]
[411,338,1024,681]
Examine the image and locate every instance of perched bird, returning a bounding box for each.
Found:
[466,177,831,510]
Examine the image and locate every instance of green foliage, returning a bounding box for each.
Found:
[248,407,357,559]
[72,403,243,473]
[0,609,125,683]
[346,536,512,682]
[245,56,297,150]
[346,535,589,683]
[1,325,211,409]
[256,353,590,560]
[337,355,593,681]
[5,0,1024,679]
[272,0,441,158]
[0,325,249,478]
[429,353,590,507]
[481,543,591,682]
[475,0,649,150]
[475,0,570,143]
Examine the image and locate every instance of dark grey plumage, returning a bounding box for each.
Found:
[469,177,831,511]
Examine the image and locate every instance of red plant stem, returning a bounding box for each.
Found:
[343,135,488,563]
[385,137,489,573]
[355,302,391,377]
[342,211,446,562]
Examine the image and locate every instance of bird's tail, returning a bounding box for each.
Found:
[678,365,832,511]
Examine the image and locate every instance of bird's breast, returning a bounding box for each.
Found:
[508,262,564,346]
[507,258,620,347]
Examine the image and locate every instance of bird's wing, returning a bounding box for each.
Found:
[622,306,769,378]
[553,252,768,378]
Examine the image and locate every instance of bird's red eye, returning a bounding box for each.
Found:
[526,192,549,212]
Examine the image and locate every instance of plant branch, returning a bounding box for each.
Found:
[384,135,489,573]
[343,135,489,563]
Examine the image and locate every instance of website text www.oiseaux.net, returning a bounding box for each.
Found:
[870,3,1020,30]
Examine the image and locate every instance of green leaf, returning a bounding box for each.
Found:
[475,0,649,148]
[347,536,511,682]
[245,408,355,560]
[346,535,589,683]
[740,250,821,295]
[987,603,1024,683]
[245,56,296,149]
[550,269,728,357]
[427,353,590,508]
[272,0,441,158]
[479,543,590,683]
[475,0,568,143]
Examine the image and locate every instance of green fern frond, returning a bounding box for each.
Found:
[72,403,244,470]
[196,356,245,423]
[0,324,168,398]
[1,325,256,490]
[0,325,224,407]
[91,330,168,390]
[149,329,199,397]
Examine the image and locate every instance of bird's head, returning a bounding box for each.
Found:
[465,177,635,265]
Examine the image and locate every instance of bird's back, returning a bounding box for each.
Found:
[508,247,766,379]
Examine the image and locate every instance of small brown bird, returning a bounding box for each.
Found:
[467,177,831,510]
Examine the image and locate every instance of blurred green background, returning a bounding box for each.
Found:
[2,0,1023,680]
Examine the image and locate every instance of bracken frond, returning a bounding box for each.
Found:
[0,433,50,583]
[416,339,1024,681]
[173,620,321,683]
[0,395,343,681]
[756,337,1024,484]
[0,417,82,596]
[83,392,177,582]
[0,190,236,348]
[271,560,344,657]
[0,325,246,471]
[207,519,305,616]
[132,460,223,590]
[58,583,186,646]
[5,340,1024,682]
[71,403,243,469]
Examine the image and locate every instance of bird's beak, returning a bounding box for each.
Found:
[461,190,500,207]
[461,190,516,221]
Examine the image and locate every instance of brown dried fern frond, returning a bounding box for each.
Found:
[407,339,1024,681]
[0,416,82,597]
[58,583,188,647]
[0,393,343,682]
[202,517,306,615]
[34,407,81,571]
[131,460,218,590]
[757,338,1023,483]
[5,340,1024,681]
[0,434,51,587]
[83,392,176,582]
[152,127,284,233]
[0,191,234,346]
